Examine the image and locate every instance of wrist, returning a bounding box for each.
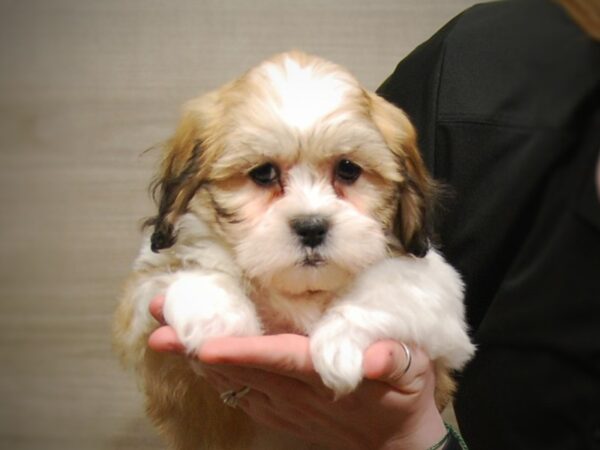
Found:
[380,401,446,450]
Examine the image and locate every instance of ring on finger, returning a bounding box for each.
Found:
[399,342,412,376]
[220,386,251,408]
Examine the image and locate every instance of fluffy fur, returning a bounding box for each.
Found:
[113,51,475,450]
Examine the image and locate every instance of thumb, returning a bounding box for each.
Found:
[363,340,428,390]
[148,325,185,354]
[149,295,166,324]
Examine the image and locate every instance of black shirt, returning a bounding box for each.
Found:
[378,1,600,448]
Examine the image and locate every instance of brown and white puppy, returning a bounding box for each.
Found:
[113,52,474,450]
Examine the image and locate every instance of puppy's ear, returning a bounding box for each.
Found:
[144,98,213,252]
[366,92,436,257]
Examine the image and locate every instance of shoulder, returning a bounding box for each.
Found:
[380,0,600,129]
[437,0,600,128]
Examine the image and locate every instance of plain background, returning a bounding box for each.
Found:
[0,1,487,448]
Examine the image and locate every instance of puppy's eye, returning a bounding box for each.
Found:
[335,159,362,184]
[249,163,280,187]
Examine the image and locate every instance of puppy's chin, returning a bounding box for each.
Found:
[236,236,387,298]
[266,263,353,297]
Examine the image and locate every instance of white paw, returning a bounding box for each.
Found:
[163,272,261,354]
[310,311,374,398]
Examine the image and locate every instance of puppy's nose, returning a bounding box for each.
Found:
[289,215,330,248]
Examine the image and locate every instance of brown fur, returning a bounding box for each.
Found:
[558,0,600,40]
[433,363,456,412]
[365,91,437,257]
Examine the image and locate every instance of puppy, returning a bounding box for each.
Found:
[113,51,475,450]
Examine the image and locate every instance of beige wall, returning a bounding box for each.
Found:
[0,1,483,448]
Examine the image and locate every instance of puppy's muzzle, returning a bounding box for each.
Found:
[289,215,329,248]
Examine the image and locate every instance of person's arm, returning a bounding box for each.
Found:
[148,296,448,450]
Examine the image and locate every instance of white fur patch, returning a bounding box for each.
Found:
[164,272,262,353]
[258,56,356,131]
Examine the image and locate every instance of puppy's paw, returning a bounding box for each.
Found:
[310,312,373,398]
[163,272,261,354]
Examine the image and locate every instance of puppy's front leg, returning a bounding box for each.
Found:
[310,249,474,398]
[164,271,262,355]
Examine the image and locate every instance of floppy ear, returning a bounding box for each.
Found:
[366,91,437,257]
[144,98,213,252]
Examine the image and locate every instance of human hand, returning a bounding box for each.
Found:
[148,296,447,450]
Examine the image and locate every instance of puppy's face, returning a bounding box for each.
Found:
[148,53,434,296]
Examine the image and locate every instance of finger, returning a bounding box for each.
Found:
[208,367,354,448]
[203,366,322,425]
[232,376,369,450]
[363,340,429,391]
[198,334,320,385]
[203,365,314,409]
[148,325,185,354]
[209,363,332,400]
[149,295,166,324]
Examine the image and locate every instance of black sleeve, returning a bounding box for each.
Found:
[377,15,458,176]
[377,1,600,449]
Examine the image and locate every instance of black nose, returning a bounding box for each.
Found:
[289,215,329,248]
